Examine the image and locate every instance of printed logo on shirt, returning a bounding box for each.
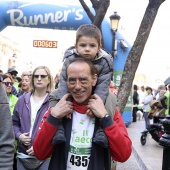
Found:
[70,130,92,144]
[67,111,95,169]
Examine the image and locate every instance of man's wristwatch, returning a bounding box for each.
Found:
[102,114,110,119]
[100,114,111,128]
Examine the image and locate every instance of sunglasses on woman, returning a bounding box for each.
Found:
[2,82,14,86]
[33,75,48,79]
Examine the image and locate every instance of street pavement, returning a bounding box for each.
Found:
[116,119,163,170]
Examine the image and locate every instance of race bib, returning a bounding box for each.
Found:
[66,111,95,170]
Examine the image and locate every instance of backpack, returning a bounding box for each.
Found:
[148,100,165,119]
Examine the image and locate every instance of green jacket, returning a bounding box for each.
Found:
[8,94,18,115]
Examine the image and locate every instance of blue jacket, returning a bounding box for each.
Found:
[12,92,50,154]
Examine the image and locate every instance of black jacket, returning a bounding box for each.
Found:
[48,116,111,170]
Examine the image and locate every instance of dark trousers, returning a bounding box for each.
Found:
[132,107,138,122]
[13,153,17,170]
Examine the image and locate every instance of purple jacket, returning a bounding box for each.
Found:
[12,92,50,154]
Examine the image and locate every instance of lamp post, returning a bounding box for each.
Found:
[159,115,170,170]
[109,12,121,57]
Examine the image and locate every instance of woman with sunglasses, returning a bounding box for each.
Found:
[1,74,18,115]
[12,66,54,170]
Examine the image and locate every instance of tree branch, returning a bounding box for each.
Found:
[93,0,110,26]
[117,0,165,114]
[79,0,95,21]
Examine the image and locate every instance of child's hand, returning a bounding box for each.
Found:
[66,113,72,119]
[86,108,94,117]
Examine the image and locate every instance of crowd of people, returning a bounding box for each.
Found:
[0,24,132,170]
[1,23,168,169]
[132,83,170,130]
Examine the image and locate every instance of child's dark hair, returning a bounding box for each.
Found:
[76,24,102,46]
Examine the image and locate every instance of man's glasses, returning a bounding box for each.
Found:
[33,75,48,79]
[2,82,14,86]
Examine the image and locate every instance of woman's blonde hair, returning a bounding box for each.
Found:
[30,66,54,93]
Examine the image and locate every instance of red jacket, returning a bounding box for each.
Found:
[33,105,132,170]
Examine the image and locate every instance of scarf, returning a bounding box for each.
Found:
[73,100,87,114]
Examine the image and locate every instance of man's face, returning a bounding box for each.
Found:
[22,71,31,78]
[141,87,144,91]
[67,62,97,105]
[10,71,17,79]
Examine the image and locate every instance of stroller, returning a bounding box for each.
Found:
[140,100,165,145]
